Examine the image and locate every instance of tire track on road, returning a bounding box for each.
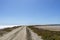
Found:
[27,27,43,40]
[26,28,32,40]
[0,27,24,40]
[9,27,24,40]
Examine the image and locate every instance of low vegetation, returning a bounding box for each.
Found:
[0,26,21,36]
[28,26,60,40]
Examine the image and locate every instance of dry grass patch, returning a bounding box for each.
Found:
[0,26,21,36]
[28,26,60,40]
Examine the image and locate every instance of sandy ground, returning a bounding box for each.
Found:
[0,26,43,40]
[34,26,60,31]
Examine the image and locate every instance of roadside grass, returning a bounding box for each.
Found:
[0,26,21,36]
[28,26,60,40]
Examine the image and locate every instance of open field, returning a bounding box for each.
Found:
[0,25,60,40]
[28,25,60,40]
[34,26,60,31]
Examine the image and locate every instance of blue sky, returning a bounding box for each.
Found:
[0,0,60,25]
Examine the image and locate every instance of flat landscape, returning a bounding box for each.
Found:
[1,0,60,40]
[0,25,60,40]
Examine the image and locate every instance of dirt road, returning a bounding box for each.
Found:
[0,26,43,40]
